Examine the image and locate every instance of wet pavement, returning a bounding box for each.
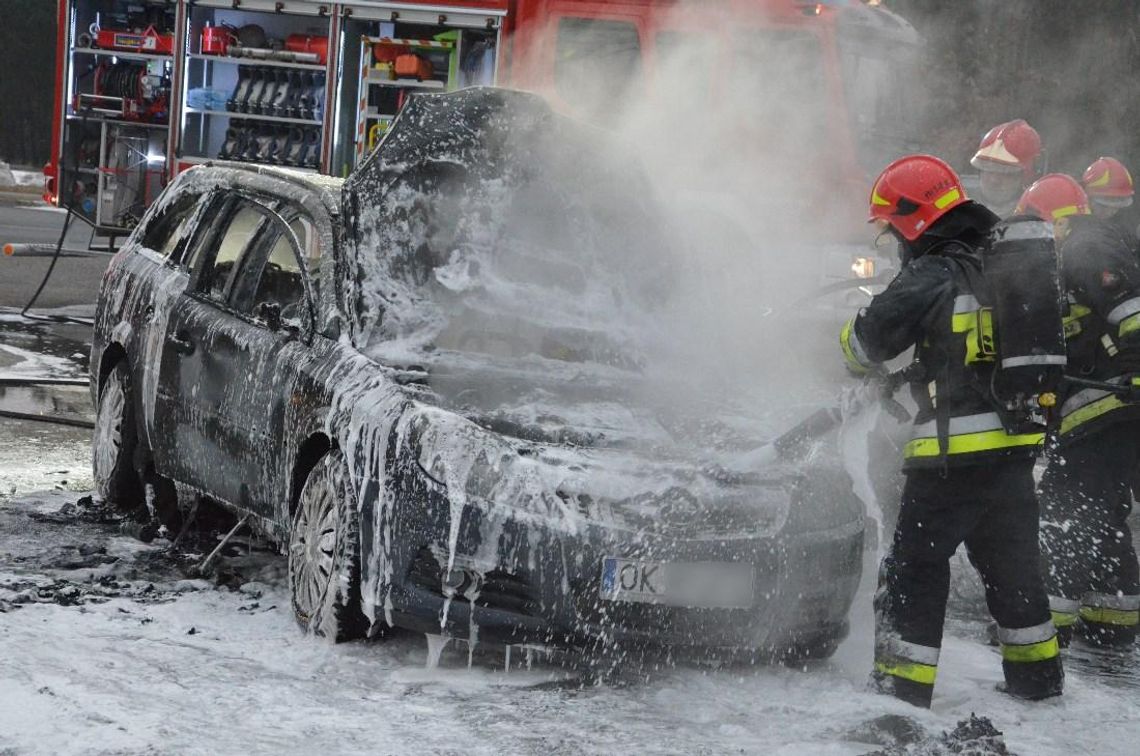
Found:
[0,310,93,498]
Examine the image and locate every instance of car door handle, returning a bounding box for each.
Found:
[167,332,195,356]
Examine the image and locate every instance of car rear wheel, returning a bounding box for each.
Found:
[92,361,143,511]
[288,449,367,642]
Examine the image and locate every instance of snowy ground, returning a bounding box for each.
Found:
[2,442,1140,755]
[2,330,1140,755]
[0,164,43,189]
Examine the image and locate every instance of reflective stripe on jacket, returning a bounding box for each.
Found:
[905,412,1042,461]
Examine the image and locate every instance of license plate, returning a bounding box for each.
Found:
[600,557,755,609]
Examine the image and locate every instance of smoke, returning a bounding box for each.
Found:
[352,2,928,447]
[888,0,1140,179]
[516,2,921,423]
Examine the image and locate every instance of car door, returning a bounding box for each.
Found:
[153,193,319,513]
[213,207,323,513]
[152,195,274,502]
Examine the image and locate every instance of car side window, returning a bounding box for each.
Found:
[234,213,317,327]
[197,202,270,303]
[140,192,201,259]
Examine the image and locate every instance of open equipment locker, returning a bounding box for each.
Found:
[46,0,506,239]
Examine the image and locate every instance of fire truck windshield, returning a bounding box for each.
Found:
[730,32,828,154]
[837,20,923,175]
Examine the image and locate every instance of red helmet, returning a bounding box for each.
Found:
[1014,173,1091,221]
[868,155,968,241]
[970,119,1042,180]
[1081,156,1134,206]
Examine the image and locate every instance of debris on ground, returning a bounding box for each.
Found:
[0,493,284,613]
[865,715,1014,756]
[840,713,928,748]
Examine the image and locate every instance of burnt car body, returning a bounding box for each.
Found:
[90,88,863,660]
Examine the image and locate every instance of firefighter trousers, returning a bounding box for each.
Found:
[873,461,1062,707]
[1039,422,1140,647]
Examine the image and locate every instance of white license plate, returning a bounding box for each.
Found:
[600,557,755,609]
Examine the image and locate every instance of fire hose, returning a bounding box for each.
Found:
[0,408,94,429]
[1062,373,1140,401]
[767,363,919,460]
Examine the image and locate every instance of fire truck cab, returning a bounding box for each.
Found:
[45,0,919,243]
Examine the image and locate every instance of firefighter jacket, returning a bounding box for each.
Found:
[1107,206,1140,257]
[1057,215,1140,442]
[840,203,1043,470]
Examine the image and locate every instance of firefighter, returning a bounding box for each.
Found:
[970,119,1042,217]
[1016,174,1140,648]
[1081,156,1139,248]
[841,155,1063,708]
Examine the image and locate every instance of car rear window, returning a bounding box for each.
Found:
[141,193,201,259]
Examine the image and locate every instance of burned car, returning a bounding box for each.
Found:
[90,88,863,660]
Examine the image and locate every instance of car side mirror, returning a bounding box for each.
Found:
[252,301,283,332]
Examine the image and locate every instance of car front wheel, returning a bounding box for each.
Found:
[288,449,367,642]
[92,361,143,511]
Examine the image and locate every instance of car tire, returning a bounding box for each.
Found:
[779,633,843,664]
[92,361,144,512]
[287,449,367,642]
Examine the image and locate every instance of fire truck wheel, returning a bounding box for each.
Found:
[92,361,145,513]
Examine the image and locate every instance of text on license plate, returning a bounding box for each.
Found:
[600,557,755,609]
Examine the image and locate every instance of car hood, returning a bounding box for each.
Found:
[345,346,856,545]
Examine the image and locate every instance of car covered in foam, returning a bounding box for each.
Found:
[90,88,863,660]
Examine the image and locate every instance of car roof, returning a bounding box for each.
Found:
[177,161,344,217]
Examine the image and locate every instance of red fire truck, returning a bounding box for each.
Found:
[44,0,918,243]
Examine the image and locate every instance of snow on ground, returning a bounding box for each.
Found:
[0,164,43,189]
[2,459,1139,755]
[11,169,44,188]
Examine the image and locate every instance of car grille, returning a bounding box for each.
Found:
[786,532,862,584]
[573,591,755,635]
[407,547,541,617]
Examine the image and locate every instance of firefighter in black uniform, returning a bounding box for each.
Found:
[1017,174,1140,647]
[841,155,1063,708]
[1082,157,1140,252]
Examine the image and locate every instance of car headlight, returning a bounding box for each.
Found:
[410,410,569,520]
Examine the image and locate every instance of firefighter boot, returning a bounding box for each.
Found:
[868,669,934,709]
[1078,592,1139,647]
[999,656,1064,701]
[994,619,1064,700]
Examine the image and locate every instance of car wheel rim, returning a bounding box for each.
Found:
[289,468,338,623]
[92,375,126,494]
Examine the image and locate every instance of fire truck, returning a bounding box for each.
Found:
[44,0,919,245]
